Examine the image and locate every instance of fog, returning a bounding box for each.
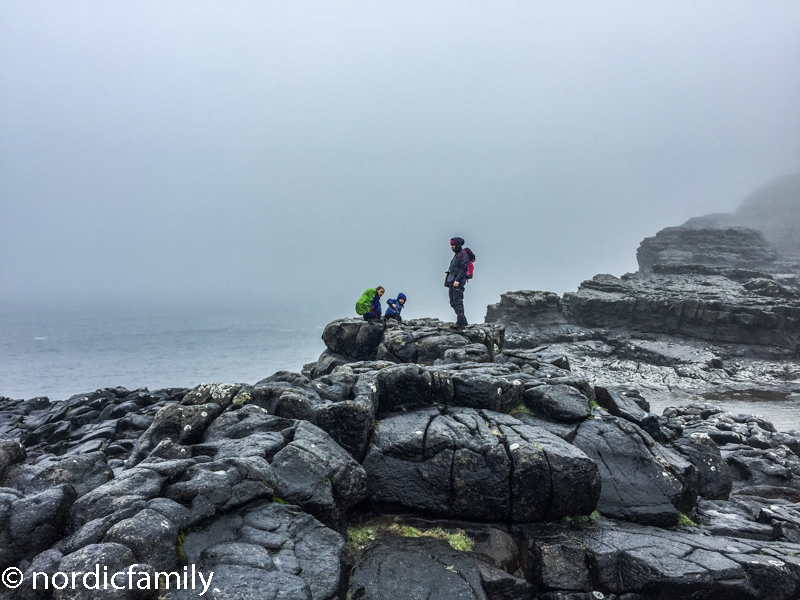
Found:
[2,1,800,324]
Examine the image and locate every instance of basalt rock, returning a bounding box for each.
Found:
[313,318,504,371]
[175,500,346,600]
[249,369,376,460]
[363,407,600,522]
[348,533,532,600]
[522,516,800,600]
[571,413,698,528]
[637,226,779,272]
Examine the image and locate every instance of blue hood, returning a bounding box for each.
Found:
[397,292,407,302]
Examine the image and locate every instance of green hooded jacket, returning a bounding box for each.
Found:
[355,288,377,315]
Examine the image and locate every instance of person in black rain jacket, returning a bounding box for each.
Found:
[444,236,470,328]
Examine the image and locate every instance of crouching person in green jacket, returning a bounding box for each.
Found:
[356,287,384,321]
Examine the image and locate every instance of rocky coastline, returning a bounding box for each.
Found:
[5,214,800,598]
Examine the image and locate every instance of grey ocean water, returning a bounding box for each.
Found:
[0,302,327,401]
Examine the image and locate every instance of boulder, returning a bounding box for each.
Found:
[181,382,244,409]
[103,508,179,572]
[524,384,591,423]
[251,369,376,459]
[127,403,223,466]
[374,363,453,417]
[571,414,698,527]
[2,484,77,568]
[177,500,345,600]
[672,432,733,500]
[0,440,25,481]
[54,543,155,600]
[363,407,600,522]
[322,318,385,360]
[594,386,662,439]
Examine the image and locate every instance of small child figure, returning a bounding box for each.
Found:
[385,292,407,322]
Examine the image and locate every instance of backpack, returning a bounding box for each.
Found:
[355,288,376,315]
[464,248,476,280]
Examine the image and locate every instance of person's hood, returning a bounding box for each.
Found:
[450,237,465,251]
[397,292,407,302]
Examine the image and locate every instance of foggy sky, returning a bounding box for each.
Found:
[2,1,800,323]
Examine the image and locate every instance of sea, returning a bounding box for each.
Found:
[0,302,327,402]
[3,302,800,431]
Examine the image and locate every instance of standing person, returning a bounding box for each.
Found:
[385,292,407,321]
[444,237,470,328]
[355,287,385,321]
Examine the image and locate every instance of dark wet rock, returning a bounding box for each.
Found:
[523,516,800,600]
[127,403,222,466]
[268,420,368,526]
[637,226,779,272]
[594,387,661,440]
[3,452,113,499]
[314,318,504,370]
[572,414,697,527]
[322,318,386,360]
[671,432,733,500]
[374,363,453,417]
[513,412,579,443]
[722,444,800,491]
[0,441,26,481]
[54,543,155,600]
[363,407,600,522]
[694,499,775,540]
[176,500,345,600]
[69,465,167,531]
[56,500,149,555]
[524,384,591,423]
[442,343,491,364]
[301,348,354,379]
[250,369,375,459]
[181,382,244,410]
[102,508,178,571]
[150,405,368,528]
[485,291,566,329]
[1,485,77,568]
[436,364,525,415]
[376,319,504,366]
[348,534,532,600]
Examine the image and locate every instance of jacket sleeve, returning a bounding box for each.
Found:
[371,294,382,315]
[453,250,469,285]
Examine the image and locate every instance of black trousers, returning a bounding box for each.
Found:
[448,285,465,318]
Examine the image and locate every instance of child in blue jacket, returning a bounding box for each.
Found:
[385,292,407,322]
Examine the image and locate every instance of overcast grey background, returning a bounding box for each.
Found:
[2,0,800,324]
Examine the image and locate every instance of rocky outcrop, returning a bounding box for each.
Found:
[522,516,800,600]
[363,407,601,522]
[637,226,779,272]
[308,318,504,375]
[8,198,800,599]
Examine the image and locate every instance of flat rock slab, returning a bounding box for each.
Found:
[363,407,600,522]
[523,517,800,600]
